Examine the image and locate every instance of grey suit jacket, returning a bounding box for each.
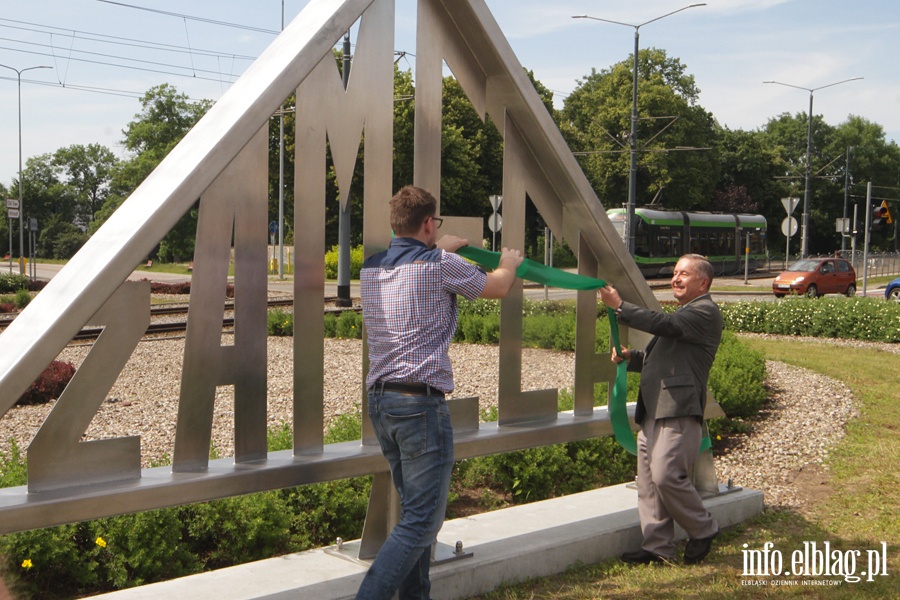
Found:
[617,294,723,425]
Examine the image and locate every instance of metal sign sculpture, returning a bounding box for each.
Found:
[0,0,716,547]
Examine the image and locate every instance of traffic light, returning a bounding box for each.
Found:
[873,203,888,229]
[882,201,893,225]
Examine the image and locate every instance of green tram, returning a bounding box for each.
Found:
[606,208,768,277]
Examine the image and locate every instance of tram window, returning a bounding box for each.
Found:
[653,226,682,258]
[635,232,650,257]
[691,235,702,255]
[748,232,764,254]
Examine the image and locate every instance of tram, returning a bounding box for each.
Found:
[606,208,768,277]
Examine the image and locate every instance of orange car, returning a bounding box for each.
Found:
[772,257,857,298]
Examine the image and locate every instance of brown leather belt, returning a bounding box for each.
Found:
[372,381,444,397]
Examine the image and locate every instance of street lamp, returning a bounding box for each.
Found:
[0,63,52,275]
[573,4,706,256]
[764,77,863,258]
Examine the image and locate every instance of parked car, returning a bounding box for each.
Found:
[886,277,900,302]
[772,257,857,298]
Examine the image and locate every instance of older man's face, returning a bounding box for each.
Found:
[671,258,709,305]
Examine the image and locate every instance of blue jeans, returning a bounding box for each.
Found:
[356,389,454,600]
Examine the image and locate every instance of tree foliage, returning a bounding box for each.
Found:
[52,143,118,227]
[94,84,212,261]
[7,47,900,263]
[764,111,900,253]
[559,48,719,212]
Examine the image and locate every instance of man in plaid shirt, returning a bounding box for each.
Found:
[356,186,523,600]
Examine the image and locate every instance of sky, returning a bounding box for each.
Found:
[1,0,899,190]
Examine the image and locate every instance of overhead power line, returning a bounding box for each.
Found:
[0,44,238,85]
[94,0,281,35]
[0,18,258,62]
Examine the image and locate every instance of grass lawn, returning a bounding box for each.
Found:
[468,337,898,598]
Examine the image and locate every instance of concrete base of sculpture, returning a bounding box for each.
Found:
[90,482,764,599]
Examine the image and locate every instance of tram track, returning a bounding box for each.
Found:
[0,296,360,342]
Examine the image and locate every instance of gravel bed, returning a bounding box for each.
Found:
[714,359,858,509]
[0,332,887,513]
[0,337,575,468]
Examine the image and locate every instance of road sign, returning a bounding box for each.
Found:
[7,209,19,219]
[488,213,502,233]
[28,218,38,232]
[489,195,502,210]
[781,197,800,215]
[5,199,19,209]
[781,216,798,237]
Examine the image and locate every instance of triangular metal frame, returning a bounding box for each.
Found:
[0,0,684,537]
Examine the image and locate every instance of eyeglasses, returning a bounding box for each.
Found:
[431,216,443,229]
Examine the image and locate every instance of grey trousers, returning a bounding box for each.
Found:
[637,416,718,558]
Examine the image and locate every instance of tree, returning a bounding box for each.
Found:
[710,127,788,252]
[52,144,118,227]
[826,116,900,251]
[21,154,77,229]
[559,48,719,212]
[37,214,88,259]
[765,112,900,253]
[95,84,212,261]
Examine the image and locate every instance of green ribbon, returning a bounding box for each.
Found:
[456,245,711,456]
[457,246,636,454]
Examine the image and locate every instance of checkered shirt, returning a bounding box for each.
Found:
[361,237,487,393]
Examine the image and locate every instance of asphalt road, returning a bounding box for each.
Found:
[15,262,888,303]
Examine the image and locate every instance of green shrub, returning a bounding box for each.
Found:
[708,331,767,419]
[181,494,293,570]
[268,308,294,336]
[0,440,27,488]
[334,310,362,339]
[720,296,900,342]
[267,421,293,451]
[456,436,634,504]
[13,289,30,309]
[0,273,28,294]
[324,244,363,280]
[325,410,363,444]
[0,414,372,598]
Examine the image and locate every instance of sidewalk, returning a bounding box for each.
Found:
[90,483,763,600]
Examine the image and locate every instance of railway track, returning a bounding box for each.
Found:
[0,296,359,342]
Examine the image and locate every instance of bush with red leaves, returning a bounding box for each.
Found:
[17,360,76,406]
[140,279,235,297]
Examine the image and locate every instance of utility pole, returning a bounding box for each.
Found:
[573,4,706,256]
[764,77,863,257]
[278,0,285,279]
[335,32,353,307]
[0,63,52,275]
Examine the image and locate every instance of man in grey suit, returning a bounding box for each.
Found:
[599,254,722,565]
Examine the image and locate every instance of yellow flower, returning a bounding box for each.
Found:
[95,536,107,548]
[21,559,32,569]
[716,435,722,440]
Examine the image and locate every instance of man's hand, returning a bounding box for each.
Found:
[598,284,623,310]
[436,235,468,253]
[480,247,524,299]
[611,346,631,364]
[497,247,524,271]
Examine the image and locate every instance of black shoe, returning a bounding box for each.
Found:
[621,549,665,564]
[683,530,718,564]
